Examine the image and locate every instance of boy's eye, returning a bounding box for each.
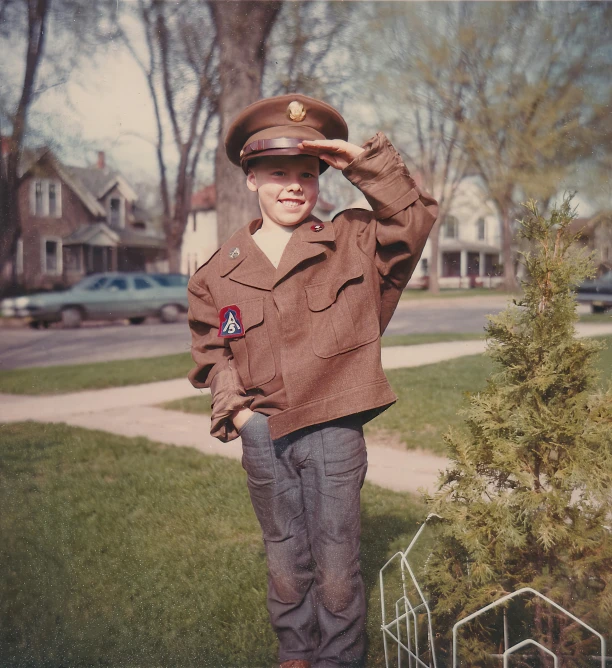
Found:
[271,171,285,176]
[302,172,315,179]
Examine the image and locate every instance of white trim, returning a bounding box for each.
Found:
[41,236,63,275]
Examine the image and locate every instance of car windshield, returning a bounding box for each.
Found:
[151,274,189,287]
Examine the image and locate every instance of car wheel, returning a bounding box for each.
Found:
[129,316,146,325]
[591,305,608,314]
[61,307,83,329]
[160,304,180,323]
[29,320,41,329]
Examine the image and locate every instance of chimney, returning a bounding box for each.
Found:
[97,151,105,170]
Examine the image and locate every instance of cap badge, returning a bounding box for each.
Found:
[229,247,240,259]
[287,100,306,122]
[218,305,244,338]
[311,223,325,233]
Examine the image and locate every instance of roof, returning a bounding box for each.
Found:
[63,223,165,249]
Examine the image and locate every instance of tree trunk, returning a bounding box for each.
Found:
[501,207,519,291]
[428,218,442,293]
[167,241,182,274]
[209,0,282,245]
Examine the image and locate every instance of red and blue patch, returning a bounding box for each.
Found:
[218,304,244,338]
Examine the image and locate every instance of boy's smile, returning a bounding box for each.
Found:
[246,155,320,229]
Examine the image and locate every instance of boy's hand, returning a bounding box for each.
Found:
[232,406,255,431]
[298,140,364,171]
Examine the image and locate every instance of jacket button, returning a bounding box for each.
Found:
[311,223,324,232]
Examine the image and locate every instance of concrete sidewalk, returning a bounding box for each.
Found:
[2,322,611,495]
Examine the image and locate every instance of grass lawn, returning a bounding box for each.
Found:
[0,334,483,396]
[401,287,519,300]
[162,337,612,456]
[0,423,425,667]
[0,353,194,395]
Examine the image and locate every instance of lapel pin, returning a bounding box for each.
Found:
[229,247,240,259]
[310,223,325,233]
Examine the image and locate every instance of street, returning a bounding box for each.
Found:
[0,295,515,370]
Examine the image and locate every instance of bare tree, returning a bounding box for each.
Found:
[120,0,218,272]
[0,0,118,288]
[208,0,282,245]
[363,1,612,291]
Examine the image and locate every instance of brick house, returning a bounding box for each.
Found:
[11,147,166,290]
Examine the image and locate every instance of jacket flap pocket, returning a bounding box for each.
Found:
[236,298,264,331]
[305,260,364,312]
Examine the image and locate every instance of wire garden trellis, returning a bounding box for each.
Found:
[379,514,608,667]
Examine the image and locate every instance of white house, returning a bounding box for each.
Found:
[338,178,503,289]
[181,185,336,275]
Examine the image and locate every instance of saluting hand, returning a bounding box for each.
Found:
[298,139,364,171]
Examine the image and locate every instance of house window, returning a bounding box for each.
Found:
[467,252,480,277]
[477,217,486,241]
[63,246,82,272]
[443,215,459,239]
[442,251,461,277]
[485,254,502,276]
[35,182,44,216]
[421,258,428,275]
[31,179,61,217]
[42,238,62,275]
[109,198,121,227]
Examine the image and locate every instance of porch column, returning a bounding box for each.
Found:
[112,247,118,271]
[479,252,485,277]
[460,250,468,279]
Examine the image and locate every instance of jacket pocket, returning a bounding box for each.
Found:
[305,258,379,358]
[228,298,276,389]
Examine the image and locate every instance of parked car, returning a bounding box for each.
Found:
[1,272,190,328]
[575,270,612,313]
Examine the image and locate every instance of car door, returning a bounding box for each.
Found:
[88,276,132,320]
[131,275,160,316]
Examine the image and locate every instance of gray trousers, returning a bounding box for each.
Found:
[238,411,368,668]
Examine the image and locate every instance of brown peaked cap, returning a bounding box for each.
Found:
[225,93,349,173]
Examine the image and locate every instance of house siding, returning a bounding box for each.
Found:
[19,162,96,289]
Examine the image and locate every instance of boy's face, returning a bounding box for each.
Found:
[246,154,320,228]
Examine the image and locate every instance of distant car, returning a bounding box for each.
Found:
[575,270,612,313]
[1,272,190,328]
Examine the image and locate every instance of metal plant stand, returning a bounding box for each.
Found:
[380,516,608,667]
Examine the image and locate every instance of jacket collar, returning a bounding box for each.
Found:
[218,215,335,290]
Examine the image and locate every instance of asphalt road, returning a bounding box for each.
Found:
[0,296,515,370]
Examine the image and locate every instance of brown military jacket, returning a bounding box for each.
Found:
[187,132,438,442]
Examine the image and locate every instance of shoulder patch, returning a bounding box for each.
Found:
[218,304,244,338]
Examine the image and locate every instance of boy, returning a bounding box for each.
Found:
[187,94,438,668]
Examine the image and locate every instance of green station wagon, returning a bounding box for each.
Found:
[1,272,190,328]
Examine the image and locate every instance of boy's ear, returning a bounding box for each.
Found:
[246,169,258,193]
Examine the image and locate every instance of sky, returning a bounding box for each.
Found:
[1,1,605,217]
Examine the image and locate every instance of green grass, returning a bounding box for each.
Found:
[401,287,519,300]
[579,312,612,324]
[0,423,425,667]
[381,332,484,347]
[0,336,485,396]
[0,353,194,395]
[161,337,612,456]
